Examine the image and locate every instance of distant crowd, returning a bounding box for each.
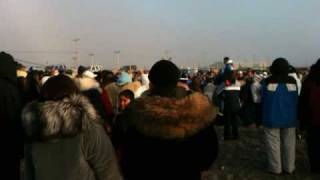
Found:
[0,51,320,180]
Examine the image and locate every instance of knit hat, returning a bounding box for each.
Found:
[117,71,132,85]
[270,58,290,75]
[148,60,180,87]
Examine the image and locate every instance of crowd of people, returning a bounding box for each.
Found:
[0,51,319,179]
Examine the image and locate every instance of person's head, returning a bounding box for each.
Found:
[40,75,80,101]
[101,70,115,86]
[0,52,17,84]
[77,65,87,77]
[118,89,134,111]
[223,57,230,64]
[27,70,42,85]
[270,58,290,76]
[190,76,202,92]
[117,71,132,86]
[148,60,180,96]
[246,68,255,77]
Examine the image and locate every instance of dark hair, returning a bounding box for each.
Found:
[40,75,80,101]
[223,57,230,64]
[270,58,290,75]
[119,89,135,101]
[101,70,115,86]
[77,65,87,76]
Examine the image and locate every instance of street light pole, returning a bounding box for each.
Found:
[114,50,120,70]
[72,38,80,69]
[89,53,95,66]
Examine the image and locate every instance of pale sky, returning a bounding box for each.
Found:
[0,0,319,69]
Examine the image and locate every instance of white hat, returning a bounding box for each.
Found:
[226,59,233,64]
[82,70,97,79]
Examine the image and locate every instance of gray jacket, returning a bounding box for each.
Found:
[22,95,122,180]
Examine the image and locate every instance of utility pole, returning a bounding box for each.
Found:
[89,53,95,66]
[114,50,121,70]
[72,38,80,69]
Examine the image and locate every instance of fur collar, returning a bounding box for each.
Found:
[22,95,99,141]
[74,77,101,91]
[127,92,216,139]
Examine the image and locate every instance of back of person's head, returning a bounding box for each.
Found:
[148,60,180,88]
[101,70,115,86]
[223,57,230,64]
[117,71,132,86]
[270,58,290,76]
[191,76,202,92]
[77,65,87,77]
[40,75,80,101]
[0,52,17,84]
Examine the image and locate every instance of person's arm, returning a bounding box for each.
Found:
[83,124,122,180]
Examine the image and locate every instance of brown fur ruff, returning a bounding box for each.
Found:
[128,92,216,139]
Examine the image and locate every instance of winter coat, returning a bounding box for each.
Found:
[121,91,218,180]
[224,84,241,114]
[299,76,320,128]
[0,54,22,180]
[74,77,107,124]
[261,75,298,128]
[22,95,122,180]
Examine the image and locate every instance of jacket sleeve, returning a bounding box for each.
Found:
[83,124,122,180]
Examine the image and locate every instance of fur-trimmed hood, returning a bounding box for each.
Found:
[127,92,216,139]
[74,77,101,92]
[22,95,99,142]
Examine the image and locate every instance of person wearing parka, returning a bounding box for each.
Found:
[261,58,298,174]
[0,52,22,180]
[22,75,121,180]
[299,59,320,173]
[74,70,108,125]
[121,60,219,180]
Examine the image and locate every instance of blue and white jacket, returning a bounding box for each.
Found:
[261,76,298,128]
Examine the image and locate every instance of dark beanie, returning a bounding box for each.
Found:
[77,65,87,76]
[270,58,290,75]
[148,60,180,87]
